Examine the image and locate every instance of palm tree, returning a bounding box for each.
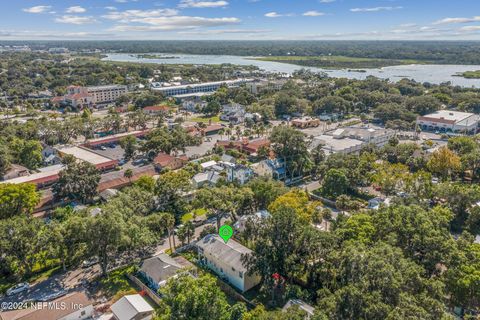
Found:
[124,169,134,183]
[164,213,176,252]
[185,221,195,244]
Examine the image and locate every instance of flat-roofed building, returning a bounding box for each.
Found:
[417,110,480,134]
[87,85,128,104]
[0,166,63,188]
[311,127,395,155]
[152,79,254,97]
[83,130,149,148]
[246,79,287,94]
[57,146,118,171]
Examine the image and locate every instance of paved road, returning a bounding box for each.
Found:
[1,217,218,305]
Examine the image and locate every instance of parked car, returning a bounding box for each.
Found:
[38,289,67,302]
[100,146,107,151]
[132,158,146,166]
[82,256,99,268]
[118,159,127,166]
[6,282,29,296]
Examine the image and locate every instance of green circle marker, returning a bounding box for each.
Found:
[219,225,234,243]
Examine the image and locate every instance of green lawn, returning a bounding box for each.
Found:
[97,265,138,300]
[181,208,208,223]
[190,115,222,123]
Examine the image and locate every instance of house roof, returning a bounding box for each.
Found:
[139,254,183,285]
[143,105,170,112]
[193,172,208,184]
[201,160,217,169]
[0,291,92,320]
[221,154,236,164]
[110,294,154,320]
[154,152,176,167]
[204,124,224,133]
[4,164,29,175]
[282,299,315,316]
[197,234,252,273]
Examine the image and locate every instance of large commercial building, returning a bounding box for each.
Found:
[416,110,480,134]
[52,85,128,108]
[87,84,128,104]
[246,79,287,94]
[311,126,396,155]
[57,146,118,171]
[152,79,254,97]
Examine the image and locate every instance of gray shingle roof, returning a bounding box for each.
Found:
[139,254,183,284]
[197,234,252,273]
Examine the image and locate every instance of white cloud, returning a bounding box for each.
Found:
[303,11,325,17]
[0,29,113,39]
[22,6,52,14]
[105,6,117,11]
[265,12,293,18]
[319,0,335,3]
[55,15,97,25]
[433,16,480,25]
[109,16,240,31]
[66,6,86,13]
[459,25,480,31]
[350,7,402,13]
[103,9,179,23]
[179,0,229,8]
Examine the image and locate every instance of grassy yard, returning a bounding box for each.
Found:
[190,115,222,123]
[181,208,207,223]
[97,265,138,301]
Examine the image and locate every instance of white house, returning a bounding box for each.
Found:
[110,294,154,320]
[233,210,271,233]
[221,162,254,185]
[197,234,261,292]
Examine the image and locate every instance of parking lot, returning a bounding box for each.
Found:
[185,133,222,158]
[92,144,126,161]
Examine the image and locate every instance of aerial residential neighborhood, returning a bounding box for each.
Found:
[1,1,480,320]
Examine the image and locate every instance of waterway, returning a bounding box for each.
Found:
[103,53,480,88]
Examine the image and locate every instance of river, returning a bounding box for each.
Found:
[103,53,480,88]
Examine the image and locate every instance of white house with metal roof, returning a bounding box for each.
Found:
[197,234,261,292]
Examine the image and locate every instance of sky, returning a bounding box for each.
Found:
[1,0,480,40]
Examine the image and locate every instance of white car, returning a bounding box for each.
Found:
[82,256,99,268]
[6,282,29,296]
